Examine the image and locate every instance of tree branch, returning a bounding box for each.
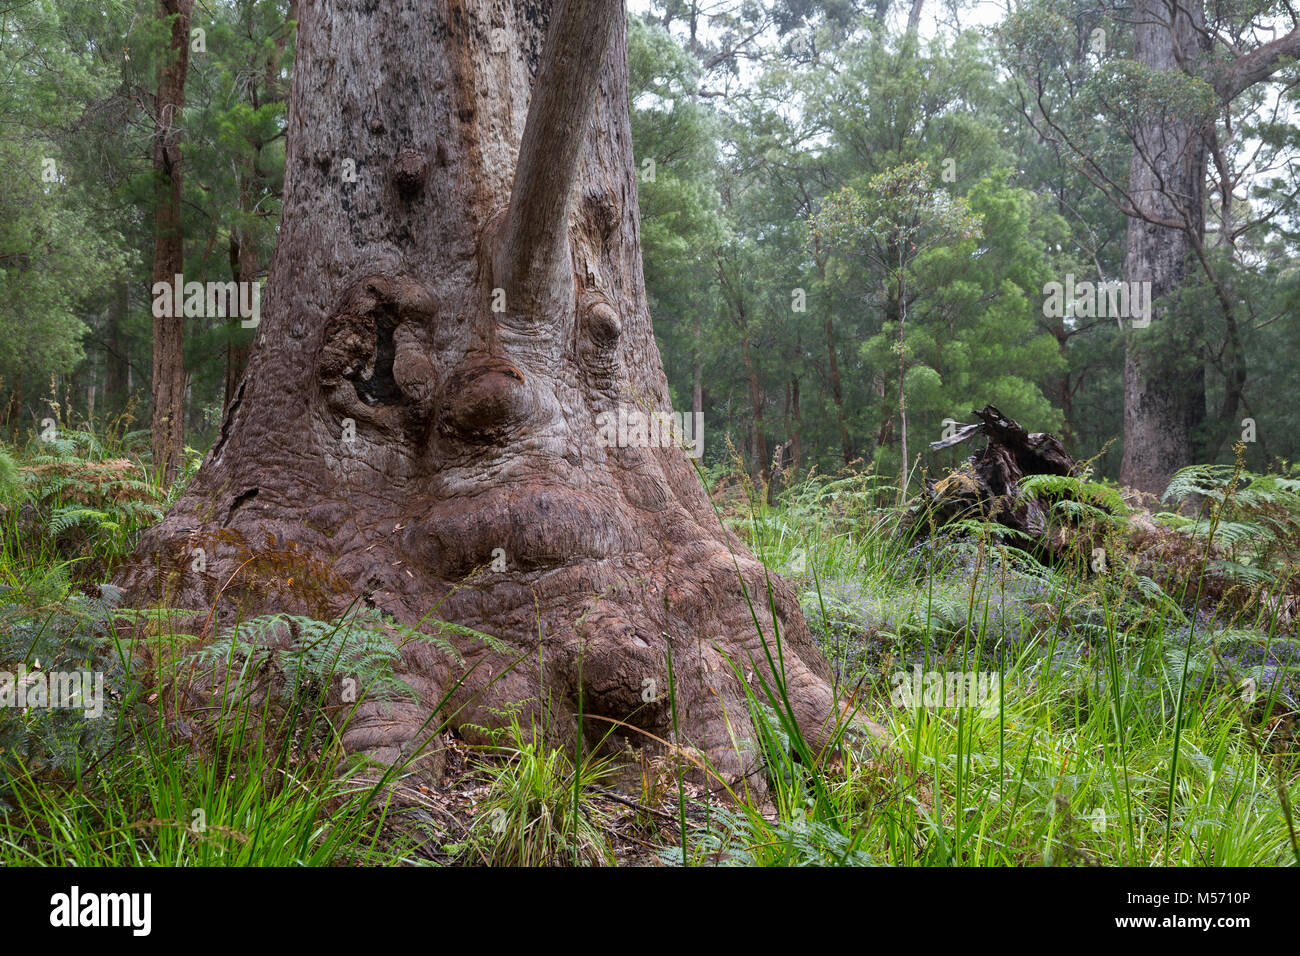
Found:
[1219,27,1300,100]
[492,0,621,315]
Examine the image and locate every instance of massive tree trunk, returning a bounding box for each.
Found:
[1110,4,1300,494]
[1119,0,1209,495]
[150,0,193,485]
[120,0,846,789]
[224,0,294,410]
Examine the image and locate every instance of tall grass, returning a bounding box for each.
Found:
[669,461,1300,866]
[0,425,461,865]
[2,421,1297,866]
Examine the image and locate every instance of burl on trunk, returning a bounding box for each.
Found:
[120,0,847,789]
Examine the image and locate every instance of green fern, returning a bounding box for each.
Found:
[0,447,23,509]
[1051,497,1126,527]
[47,507,112,536]
[179,607,511,708]
[1021,473,1129,515]
[1159,463,1300,596]
[185,609,416,703]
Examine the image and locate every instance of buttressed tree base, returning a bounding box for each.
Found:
[121,0,855,789]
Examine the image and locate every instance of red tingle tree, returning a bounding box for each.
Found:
[121,0,859,788]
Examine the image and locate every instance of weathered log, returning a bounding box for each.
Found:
[908,404,1080,554]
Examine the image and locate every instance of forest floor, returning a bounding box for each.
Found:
[1,426,1298,866]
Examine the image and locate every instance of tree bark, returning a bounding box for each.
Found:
[149,0,194,484]
[224,227,256,409]
[788,372,801,472]
[224,2,292,409]
[120,0,852,789]
[1119,0,1210,494]
[906,0,924,36]
[742,333,768,487]
[105,278,131,418]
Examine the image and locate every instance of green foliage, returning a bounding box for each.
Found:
[671,466,1300,867]
[1020,472,1129,528]
[4,417,1300,866]
[811,161,984,257]
[0,591,434,865]
[0,447,23,510]
[0,2,128,391]
[4,0,1300,869]
[664,805,878,866]
[0,583,130,798]
[180,609,424,706]
[1159,462,1300,597]
[4,433,166,575]
[458,717,615,867]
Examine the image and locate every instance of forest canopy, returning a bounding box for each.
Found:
[5,0,1298,492]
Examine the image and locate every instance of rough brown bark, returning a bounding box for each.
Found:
[121,0,852,790]
[225,0,294,410]
[149,0,193,484]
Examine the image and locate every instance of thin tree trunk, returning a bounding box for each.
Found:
[742,333,768,486]
[3,368,22,435]
[898,339,908,497]
[906,0,924,35]
[897,264,909,500]
[815,246,853,465]
[224,226,255,409]
[149,0,194,484]
[788,372,801,471]
[825,315,851,465]
[105,278,131,418]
